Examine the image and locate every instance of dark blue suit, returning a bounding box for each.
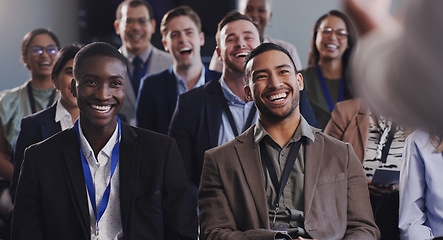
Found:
[11,104,61,201]
[168,79,317,195]
[135,66,221,135]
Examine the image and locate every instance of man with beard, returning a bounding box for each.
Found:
[114,0,173,125]
[169,12,316,198]
[168,11,261,196]
[198,43,380,240]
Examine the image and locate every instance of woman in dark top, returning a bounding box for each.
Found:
[301,10,356,130]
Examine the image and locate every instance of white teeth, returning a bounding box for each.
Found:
[91,105,111,112]
[180,47,192,53]
[326,44,338,49]
[269,93,287,101]
[235,52,248,58]
[40,62,51,66]
[130,34,143,40]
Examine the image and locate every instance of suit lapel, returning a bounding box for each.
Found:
[235,129,269,227]
[206,79,223,147]
[166,68,179,118]
[118,123,138,234]
[60,129,90,236]
[356,103,370,159]
[41,104,62,139]
[303,131,324,220]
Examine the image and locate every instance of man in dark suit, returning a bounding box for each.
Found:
[169,12,316,196]
[11,42,197,240]
[135,6,220,135]
[198,43,379,239]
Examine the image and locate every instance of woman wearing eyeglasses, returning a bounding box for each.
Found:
[0,28,59,236]
[301,10,356,130]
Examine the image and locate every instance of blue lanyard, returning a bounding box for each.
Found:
[127,50,152,83]
[316,65,344,113]
[74,117,121,233]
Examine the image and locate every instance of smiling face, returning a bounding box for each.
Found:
[54,59,77,110]
[72,56,126,131]
[244,49,303,123]
[315,15,348,61]
[238,0,271,36]
[115,5,155,56]
[24,33,58,78]
[162,15,204,70]
[217,19,260,74]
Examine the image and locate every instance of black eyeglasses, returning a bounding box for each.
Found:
[29,45,58,57]
[122,17,150,26]
[318,27,349,39]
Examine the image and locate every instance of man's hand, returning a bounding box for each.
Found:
[368,182,398,197]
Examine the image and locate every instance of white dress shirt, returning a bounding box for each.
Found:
[399,130,443,239]
[78,119,123,240]
[54,100,74,130]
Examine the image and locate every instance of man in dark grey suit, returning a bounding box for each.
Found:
[198,43,379,239]
[12,42,196,240]
[114,0,173,125]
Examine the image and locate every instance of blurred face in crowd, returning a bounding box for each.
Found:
[217,19,260,74]
[238,0,272,36]
[315,15,349,62]
[162,15,204,70]
[24,34,58,78]
[115,5,156,56]
[53,59,77,110]
[244,49,303,123]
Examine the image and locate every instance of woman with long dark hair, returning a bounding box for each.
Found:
[301,10,356,130]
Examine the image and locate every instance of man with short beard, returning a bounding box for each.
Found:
[169,11,261,196]
[198,43,380,240]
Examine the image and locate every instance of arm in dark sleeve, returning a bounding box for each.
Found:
[162,138,198,240]
[11,147,44,240]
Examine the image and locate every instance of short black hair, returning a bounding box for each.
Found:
[51,44,83,80]
[243,42,296,83]
[116,0,154,20]
[73,42,127,80]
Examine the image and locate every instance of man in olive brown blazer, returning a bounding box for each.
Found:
[198,43,379,239]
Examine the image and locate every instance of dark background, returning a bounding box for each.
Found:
[78,0,237,63]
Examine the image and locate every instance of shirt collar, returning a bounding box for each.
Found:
[254,116,315,147]
[55,100,71,121]
[219,77,246,104]
[78,118,120,163]
[120,44,153,63]
[173,65,206,91]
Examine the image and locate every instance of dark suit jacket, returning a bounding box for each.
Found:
[169,78,317,195]
[10,103,61,201]
[198,126,380,240]
[135,66,221,135]
[11,122,197,240]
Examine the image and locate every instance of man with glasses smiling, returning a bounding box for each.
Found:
[114,0,173,125]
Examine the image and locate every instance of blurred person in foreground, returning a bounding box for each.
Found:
[344,0,443,132]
